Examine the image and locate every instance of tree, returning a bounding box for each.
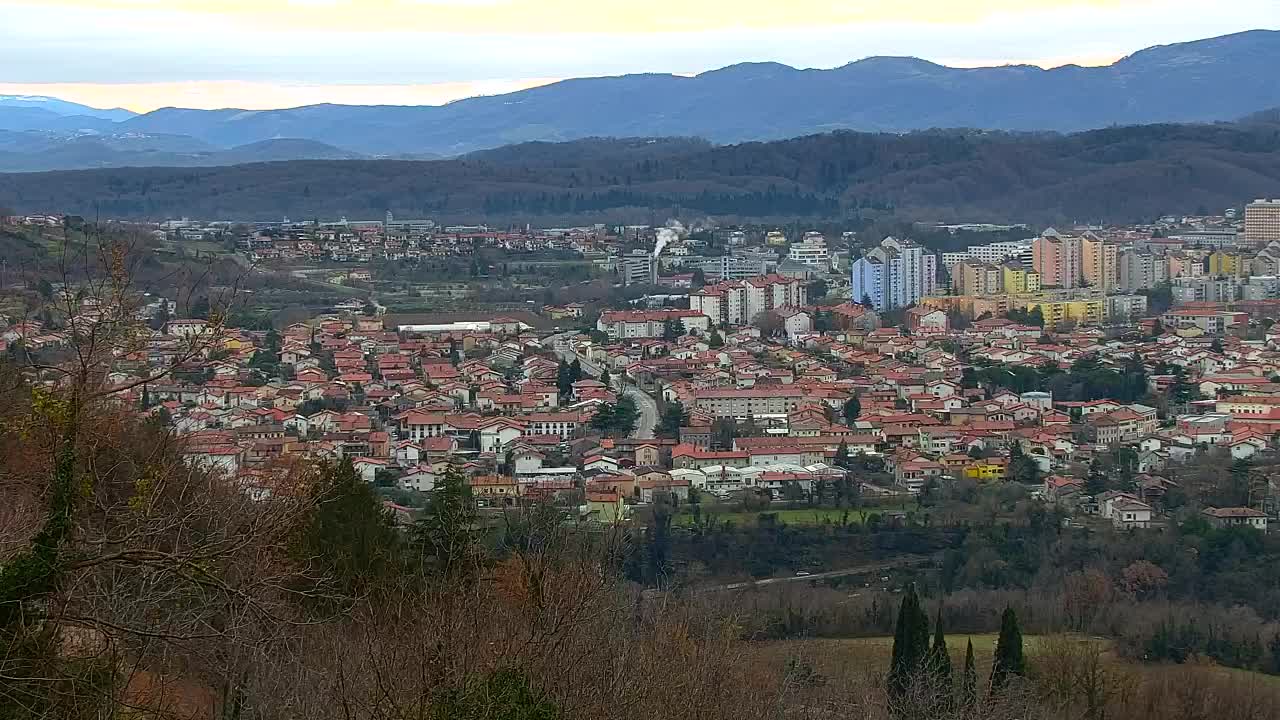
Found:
[834,440,850,469]
[962,639,978,710]
[843,396,861,426]
[432,668,559,720]
[887,583,931,707]
[412,464,477,577]
[556,360,572,397]
[295,457,402,600]
[661,318,681,341]
[599,366,611,388]
[990,606,1026,695]
[753,311,783,337]
[928,606,952,682]
[1028,306,1046,327]
[708,329,724,348]
[659,400,688,438]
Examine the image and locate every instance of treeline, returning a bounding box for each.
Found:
[5,119,1280,223]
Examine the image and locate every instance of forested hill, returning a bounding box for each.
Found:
[2,119,1280,224]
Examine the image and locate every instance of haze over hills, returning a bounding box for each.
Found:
[1,29,1279,171]
[3,116,1279,225]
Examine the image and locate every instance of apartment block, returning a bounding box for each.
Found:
[1032,230,1082,289]
[1244,199,1280,248]
[1001,263,1042,294]
[850,236,937,310]
[1081,236,1118,292]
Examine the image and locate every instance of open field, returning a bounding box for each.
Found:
[755,634,1280,688]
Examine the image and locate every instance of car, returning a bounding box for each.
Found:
[795,571,811,577]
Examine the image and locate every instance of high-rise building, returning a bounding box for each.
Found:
[1081,236,1118,292]
[1032,230,1083,289]
[850,236,937,310]
[1244,199,1280,248]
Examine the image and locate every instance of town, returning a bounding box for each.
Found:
[5,199,1280,535]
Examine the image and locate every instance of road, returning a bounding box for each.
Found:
[546,331,658,439]
[692,555,933,594]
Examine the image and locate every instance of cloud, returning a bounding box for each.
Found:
[12,0,1167,35]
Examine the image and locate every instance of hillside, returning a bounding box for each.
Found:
[1,30,1280,165]
[2,118,1279,224]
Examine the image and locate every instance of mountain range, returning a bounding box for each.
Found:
[2,29,1280,171]
[3,115,1279,224]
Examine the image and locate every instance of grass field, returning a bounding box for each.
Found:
[758,634,1280,687]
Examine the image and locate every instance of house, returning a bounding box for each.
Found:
[586,491,627,524]
[469,475,521,505]
[1202,507,1268,531]
[634,443,661,468]
[400,464,437,492]
[894,456,943,493]
[1110,498,1154,529]
[352,457,390,484]
[906,307,948,334]
[511,447,547,475]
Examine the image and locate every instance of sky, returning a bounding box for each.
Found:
[0,0,1276,113]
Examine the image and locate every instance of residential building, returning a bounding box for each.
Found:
[1160,309,1248,335]
[696,255,770,281]
[1208,251,1247,278]
[953,261,1002,296]
[850,236,937,311]
[690,386,808,419]
[1001,262,1041,294]
[906,307,949,334]
[1118,249,1163,292]
[940,239,1033,270]
[597,309,711,339]
[1244,199,1280,248]
[1032,230,1082,289]
[1081,236,1118,292]
[1202,507,1268,531]
[788,233,831,268]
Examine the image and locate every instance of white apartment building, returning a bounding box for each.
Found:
[940,240,1033,270]
[689,274,806,327]
[788,233,831,268]
[850,236,937,310]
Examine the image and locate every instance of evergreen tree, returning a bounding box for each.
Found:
[887,583,931,706]
[599,366,611,388]
[296,458,401,600]
[569,358,583,383]
[928,607,952,681]
[708,329,724,348]
[843,396,861,426]
[659,400,688,439]
[556,360,573,397]
[990,606,1026,695]
[412,465,477,577]
[834,440,850,469]
[962,639,978,709]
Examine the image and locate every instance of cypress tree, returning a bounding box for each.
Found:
[928,606,952,681]
[990,606,1026,695]
[962,639,978,709]
[887,583,930,706]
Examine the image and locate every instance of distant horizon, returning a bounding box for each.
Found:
[0,36,1249,117]
[1,0,1276,113]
